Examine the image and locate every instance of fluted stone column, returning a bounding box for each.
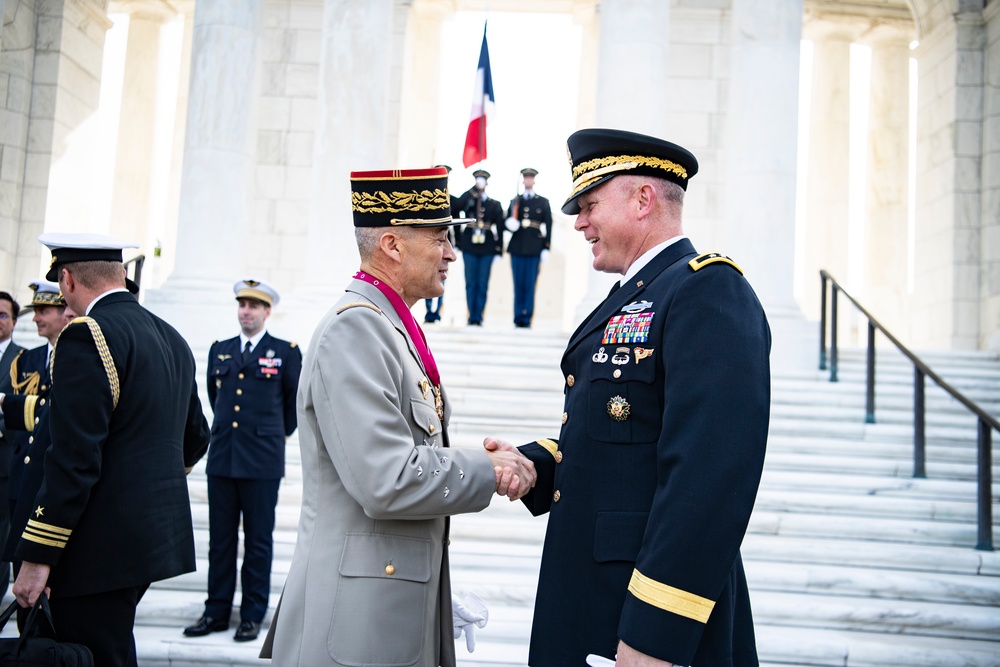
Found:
[280,0,404,340]
[862,24,912,339]
[801,20,856,330]
[575,0,671,321]
[144,0,263,342]
[725,0,808,370]
[108,1,179,255]
[724,0,803,315]
[398,0,449,166]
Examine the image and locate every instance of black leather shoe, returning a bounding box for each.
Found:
[183,615,229,637]
[234,620,261,642]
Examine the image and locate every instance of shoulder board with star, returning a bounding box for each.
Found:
[688,252,743,275]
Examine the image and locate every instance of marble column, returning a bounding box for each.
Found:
[726,0,808,371]
[398,0,448,167]
[282,0,404,339]
[575,0,672,321]
[862,23,912,339]
[801,19,857,330]
[108,1,179,256]
[144,0,263,342]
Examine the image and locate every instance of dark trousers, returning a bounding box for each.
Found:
[463,253,494,324]
[34,584,148,667]
[206,475,281,623]
[424,281,445,322]
[511,254,541,327]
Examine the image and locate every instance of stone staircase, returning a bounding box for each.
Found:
[5,325,998,666]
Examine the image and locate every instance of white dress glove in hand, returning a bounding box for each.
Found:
[586,655,616,666]
[540,249,550,263]
[452,592,489,653]
[505,217,519,232]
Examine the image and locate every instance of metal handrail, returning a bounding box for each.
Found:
[819,270,998,551]
[124,254,145,291]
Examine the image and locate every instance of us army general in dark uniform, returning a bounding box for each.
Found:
[488,129,770,667]
[504,168,553,328]
[12,233,211,666]
[184,279,301,642]
[455,169,504,325]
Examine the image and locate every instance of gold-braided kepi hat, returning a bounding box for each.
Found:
[21,279,65,310]
[562,128,699,215]
[350,167,459,227]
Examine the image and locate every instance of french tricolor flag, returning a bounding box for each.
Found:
[462,25,495,168]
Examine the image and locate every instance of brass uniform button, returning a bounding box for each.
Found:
[554,450,563,463]
[385,564,395,575]
[429,424,435,433]
[566,374,575,387]
[613,369,622,378]
[39,398,46,406]
[232,421,239,428]
[238,373,244,380]
[216,380,222,388]
[236,389,243,395]
[553,490,561,503]
[561,412,568,424]
[40,384,47,392]
[34,417,39,425]
[23,456,30,465]
[28,436,33,444]
[234,405,240,412]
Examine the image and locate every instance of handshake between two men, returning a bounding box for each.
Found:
[482,437,535,500]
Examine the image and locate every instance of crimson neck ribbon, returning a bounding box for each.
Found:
[353,271,441,389]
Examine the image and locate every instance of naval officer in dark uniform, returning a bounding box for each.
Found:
[12,232,211,666]
[6,281,70,513]
[504,168,553,328]
[455,169,504,325]
[184,279,301,642]
[487,129,771,667]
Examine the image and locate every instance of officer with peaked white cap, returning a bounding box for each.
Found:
[185,277,301,642]
[11,232,210,664]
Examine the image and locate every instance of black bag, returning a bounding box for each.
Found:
[0,594,93,666]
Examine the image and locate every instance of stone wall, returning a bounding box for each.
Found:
[983,0,999,349]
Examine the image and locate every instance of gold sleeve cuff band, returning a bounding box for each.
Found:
[535,439,558,458]
[23,395,38,433]
[628,569,715,623]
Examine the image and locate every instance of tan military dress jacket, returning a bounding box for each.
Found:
[262,280,496,666]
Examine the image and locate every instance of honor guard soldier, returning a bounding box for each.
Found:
[504,168,553,328]
[486,129,771,667]
[185,279,302,642]
[455,169,504,325]
[12,232,211,666]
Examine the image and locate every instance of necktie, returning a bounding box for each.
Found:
[242,341,251,363]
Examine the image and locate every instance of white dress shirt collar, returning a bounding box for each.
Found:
[240,330,267,354]
[621,235,687,285]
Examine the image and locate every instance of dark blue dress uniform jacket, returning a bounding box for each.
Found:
[505,194,553,257]
[7,344,49,503]
[14,292,211,597]
[2,391,49,563]
[455,189,505,256]
[206,333,301,479]
[518,238,770,667]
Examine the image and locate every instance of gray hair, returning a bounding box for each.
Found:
[61,260,124,290]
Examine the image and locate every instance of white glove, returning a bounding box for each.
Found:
[586,655,616,666]
[452,592,488,652]
[540,249,550,263]
[505,217,519,232]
